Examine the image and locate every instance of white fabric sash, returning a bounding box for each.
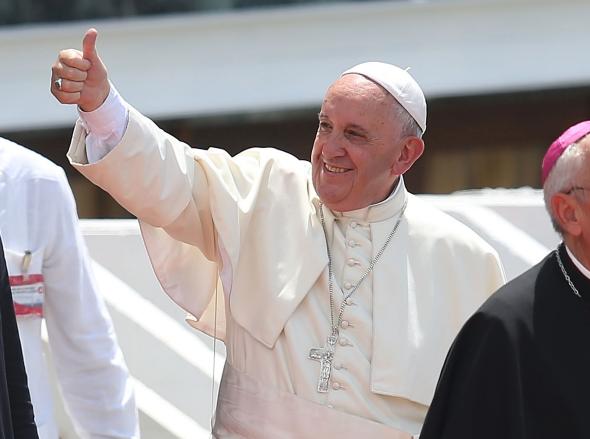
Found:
[213,363,412,439]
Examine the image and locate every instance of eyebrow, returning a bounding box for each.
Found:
[346,124,368,133]
[317,113,368,131]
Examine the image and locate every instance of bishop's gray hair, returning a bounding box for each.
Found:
[543,137,590,234]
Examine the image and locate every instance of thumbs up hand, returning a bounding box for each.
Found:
[51,28,110,112]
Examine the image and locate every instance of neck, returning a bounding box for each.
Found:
[321,176,402,213]
[369,176,401,209]
[564,236,590,271]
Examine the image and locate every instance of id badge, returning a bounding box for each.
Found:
[10,274,44,316]
[8,249,44,317]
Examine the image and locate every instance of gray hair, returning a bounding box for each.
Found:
[543,137,590,234]
[392,100,423,139]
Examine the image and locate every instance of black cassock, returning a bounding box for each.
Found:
[0,237,38,439]
[420,244,590,439]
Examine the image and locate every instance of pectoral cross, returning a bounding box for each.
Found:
[309,334,338,393]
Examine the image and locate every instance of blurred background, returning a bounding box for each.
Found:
[0,0,586,437]
[2,0,590,218]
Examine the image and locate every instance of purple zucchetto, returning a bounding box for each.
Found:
[542,120,590,184]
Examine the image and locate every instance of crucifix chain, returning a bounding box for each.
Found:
[309,199,407,393]
[555,248,582,298]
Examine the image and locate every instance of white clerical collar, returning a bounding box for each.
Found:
[565,245,590,280]
[333,176,406,223]
[372,175,402,207]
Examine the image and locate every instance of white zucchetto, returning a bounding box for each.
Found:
[342,62,427,133]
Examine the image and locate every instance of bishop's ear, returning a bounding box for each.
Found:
[391,136,425,176]
[551,193,583,237]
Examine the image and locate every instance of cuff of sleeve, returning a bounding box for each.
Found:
[78,82,128,140]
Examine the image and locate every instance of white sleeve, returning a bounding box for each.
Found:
[78,83,130,163]
[42,169,139,437]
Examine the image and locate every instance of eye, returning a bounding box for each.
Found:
[318,121,332,132]
[345,129,365,140]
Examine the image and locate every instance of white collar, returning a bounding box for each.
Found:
[565,245,590,280]
[332,176,405,223]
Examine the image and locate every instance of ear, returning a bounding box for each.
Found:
[391,136,425,176]
[551,193,583,236]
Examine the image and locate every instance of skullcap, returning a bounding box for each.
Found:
[342,61,427,133]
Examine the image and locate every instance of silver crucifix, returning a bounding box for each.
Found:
[309,333,338,393]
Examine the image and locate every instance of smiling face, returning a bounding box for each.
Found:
[311,74,416,212]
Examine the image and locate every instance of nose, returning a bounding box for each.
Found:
[321,132,346,160]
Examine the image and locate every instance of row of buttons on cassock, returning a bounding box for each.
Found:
[329,290,356,397]
[328,219,364,405]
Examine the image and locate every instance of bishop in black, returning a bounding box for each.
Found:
[420,246,590,438]
[0,236,38,438]
[421,120,590,439]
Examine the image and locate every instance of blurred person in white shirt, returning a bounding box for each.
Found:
[0,137,139,438]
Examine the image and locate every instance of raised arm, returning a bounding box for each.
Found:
[51,28,127,163]
[49,29,314,337]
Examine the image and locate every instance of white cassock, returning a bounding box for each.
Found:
[68,95,505,438]
[0,138,139,439]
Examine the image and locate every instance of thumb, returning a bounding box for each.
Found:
[82,28,99,62]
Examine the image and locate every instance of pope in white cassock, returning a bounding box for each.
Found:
[51,29,505,438]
